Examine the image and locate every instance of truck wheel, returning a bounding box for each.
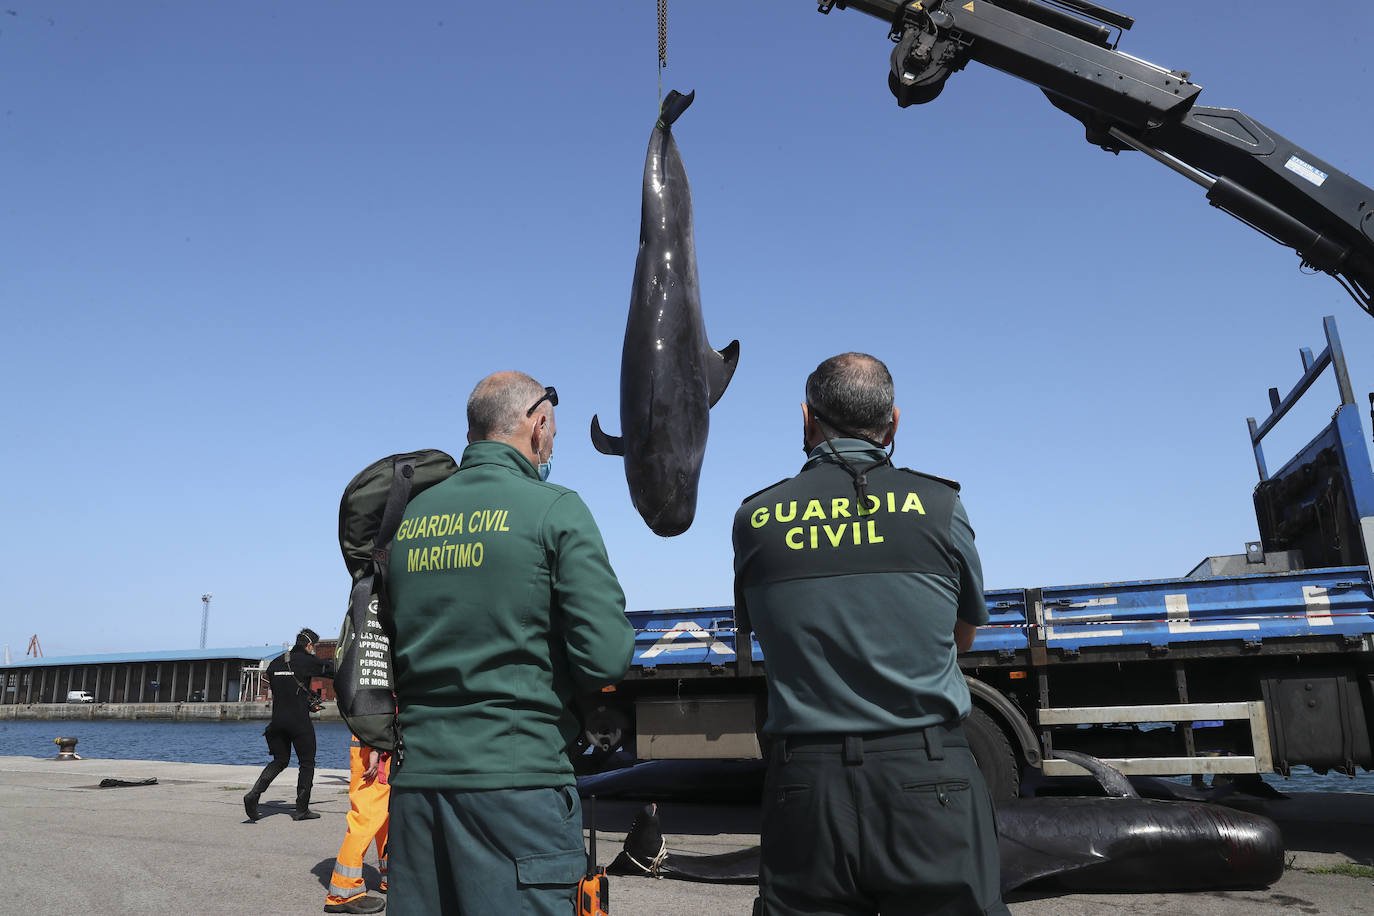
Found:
[966,707,1019,801]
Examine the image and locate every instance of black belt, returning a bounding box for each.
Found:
[775,722,965,765]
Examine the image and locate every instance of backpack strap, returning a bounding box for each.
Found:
[375,457,419,550]
[343,575,399,720]
[370,455,422,633]
[282,651,316,701]
[347,577,375,638]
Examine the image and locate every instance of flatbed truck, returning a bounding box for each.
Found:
[582,315,1374,799]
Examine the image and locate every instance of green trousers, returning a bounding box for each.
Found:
[388,784,586,915]
[756,724,1008,916]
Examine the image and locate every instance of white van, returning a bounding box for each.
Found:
[66,690,95,704]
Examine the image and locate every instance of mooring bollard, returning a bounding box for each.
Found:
[54,737,81,760]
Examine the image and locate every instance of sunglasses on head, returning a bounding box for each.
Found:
[526,386,558,417]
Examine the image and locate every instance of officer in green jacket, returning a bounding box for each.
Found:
[386,371,635,916]
[734,352,1008,916]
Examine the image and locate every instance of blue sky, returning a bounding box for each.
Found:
[3,1,1372,657]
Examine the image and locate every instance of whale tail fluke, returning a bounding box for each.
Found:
[658,89,695,129]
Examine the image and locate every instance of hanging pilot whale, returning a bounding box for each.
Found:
[592,89,739,537]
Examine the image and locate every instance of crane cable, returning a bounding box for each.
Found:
[657,0,667,106]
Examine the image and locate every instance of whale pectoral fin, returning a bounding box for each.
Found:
[1052,750,1138,799]
[996,831,1109,893]
[705,339,740,409]
[590,414,625,456]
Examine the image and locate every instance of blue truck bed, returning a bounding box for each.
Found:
[625,563,1374,672]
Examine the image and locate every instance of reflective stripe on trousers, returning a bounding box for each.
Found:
[326,742,392,904]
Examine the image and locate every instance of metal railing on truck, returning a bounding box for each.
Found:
[1031,315,1374,777]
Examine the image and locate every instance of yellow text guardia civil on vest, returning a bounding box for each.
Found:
[750,491,926,550]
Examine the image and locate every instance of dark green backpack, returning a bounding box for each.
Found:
[335,450,458,754]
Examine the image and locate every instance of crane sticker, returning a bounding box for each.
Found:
[639,621,735,660]
[1284,155,1328,187]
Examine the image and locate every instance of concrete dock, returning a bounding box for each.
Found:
[0,701,344,722]
[3,754,1371,915]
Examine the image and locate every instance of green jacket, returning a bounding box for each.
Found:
[733,439,989,735]
[387,440,634,790]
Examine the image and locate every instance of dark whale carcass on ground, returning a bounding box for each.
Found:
[591,89,739,537]
[994,751,1285,893]
[598,750,1286,895]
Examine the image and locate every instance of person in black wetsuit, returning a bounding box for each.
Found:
[244,627,335,822]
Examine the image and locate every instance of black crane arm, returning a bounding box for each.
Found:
[818,0,1374,313]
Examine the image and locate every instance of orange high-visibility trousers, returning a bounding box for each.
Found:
[326,739,391,906]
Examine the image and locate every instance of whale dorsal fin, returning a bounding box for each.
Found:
[705,339,739,409]
[590,415,625,456]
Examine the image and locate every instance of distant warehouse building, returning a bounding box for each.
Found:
[0,642,339,706]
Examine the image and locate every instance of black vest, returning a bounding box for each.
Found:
[736,456,961,593]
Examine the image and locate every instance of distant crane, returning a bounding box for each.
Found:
[200,593,212,649]
[26,634,42,658]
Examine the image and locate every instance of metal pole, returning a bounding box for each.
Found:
[200,593,212,650]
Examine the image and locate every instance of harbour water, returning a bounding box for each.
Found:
[0,718,355,770]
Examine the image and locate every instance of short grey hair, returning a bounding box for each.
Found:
[467,372,547,440]
[805,352,895,442]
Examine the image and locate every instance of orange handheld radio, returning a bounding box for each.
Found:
[578,795,609,916]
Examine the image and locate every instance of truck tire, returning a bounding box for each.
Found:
[965,707,1019,801]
